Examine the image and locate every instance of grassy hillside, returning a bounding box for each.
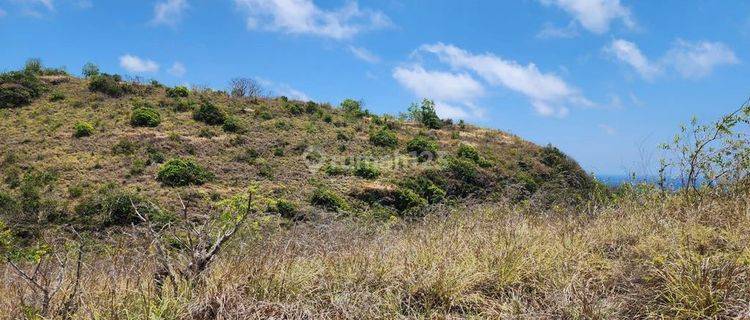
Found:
[0,64,598,235]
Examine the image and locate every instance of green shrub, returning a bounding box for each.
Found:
[305,101,319,114]
[273,199,298,220]
[323,114,333,123]
[0,71,46,109]
[457,144,480,162]
[130,106,161,127]
[310,187,348,212]
[401,176,446,204]
[341,99,364,116]
[193,102,226,125]
[322,163,348,176]
[353,162,380,180]
[156,158,213,187]
[160,97,195,112]
[273,147,284,157]
[73,121,94,138]
[407,99,442,129]
[166,86,189,98]
[406,136,439,161]
[88,73,126,97]
[75,186,159,226]
[82,62,100,78]
[394,188,427,212]
[445,157,479,184]
[49,92,65,102]
[222,116,243,133]
[369,127,398,148]
[286,102,304,115]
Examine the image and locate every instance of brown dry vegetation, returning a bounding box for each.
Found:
[2,192,750,319]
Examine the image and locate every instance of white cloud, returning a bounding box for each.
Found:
[604,39,661,80]
[119,54,160,73]
[665,40,739,79]
[420,42,591,118]
[605,39,738,80]
[152,0,188,27]
[393,64,486,119]
[598,124,616,135]
[168,62,186,77]
[393,65,484,102]
[536,22,579,39]
[233,0,391,40]
[348,45,380,63]
[539,0,634,34]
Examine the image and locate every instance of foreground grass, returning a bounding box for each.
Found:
[2,191,750,319]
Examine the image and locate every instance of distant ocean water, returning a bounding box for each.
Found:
[595,175,683,189]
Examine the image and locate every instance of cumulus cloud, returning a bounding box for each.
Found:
[604,39,661,80]
[119,55,159,73]
[665,40,739,79]
[152,0,188,27]
[168,62,187,77]
[233,0,391,40]
[392,64,487,119]
[393,65,484,102]
[605,39,738,80]
[539,0,634,34]
[348,45,380,63]
[419,43,591,118]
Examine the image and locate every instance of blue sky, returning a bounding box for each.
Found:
[2,0,749,175]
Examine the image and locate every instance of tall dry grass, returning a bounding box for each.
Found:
[2,191,750,319]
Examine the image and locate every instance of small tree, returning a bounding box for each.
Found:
[229,77,264,99]
[406,99,442,129]
[81,62,100,78]
[660,97,750,200]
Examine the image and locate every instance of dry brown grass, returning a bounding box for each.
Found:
[2,191,750,319]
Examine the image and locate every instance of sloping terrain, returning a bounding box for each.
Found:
[0,67,598,234]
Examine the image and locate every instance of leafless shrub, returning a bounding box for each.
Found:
[229,77,264,99]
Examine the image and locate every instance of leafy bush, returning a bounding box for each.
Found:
[369,127,398,148]
[73,122,94,138]
[89,73,126,97]
[222,116,243,133]
[340,99,363,116]
[286,102,304,115]
[48,92,65,102]
[82,62,100,78]
[272,199,299,220]
[0,71,46,109]
[393,188,427,212]
[166,86,189,98]
[193,102,226,125]
[445,157,479,184]
[322,163,348,176]
[305,101,319,114]
[310,187,348,212]
[161,97,195,112]
[156,158,213,187]
[457,144,480,162]
[75,186,161,226]
[401,176,446,204]
[406,136,439,161]
[353,162,380,180]
[406,99,442,129]
[130,106,161,127]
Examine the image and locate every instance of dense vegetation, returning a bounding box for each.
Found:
[2,60,747,319]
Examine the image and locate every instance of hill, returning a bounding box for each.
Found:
[0,63,599,235]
